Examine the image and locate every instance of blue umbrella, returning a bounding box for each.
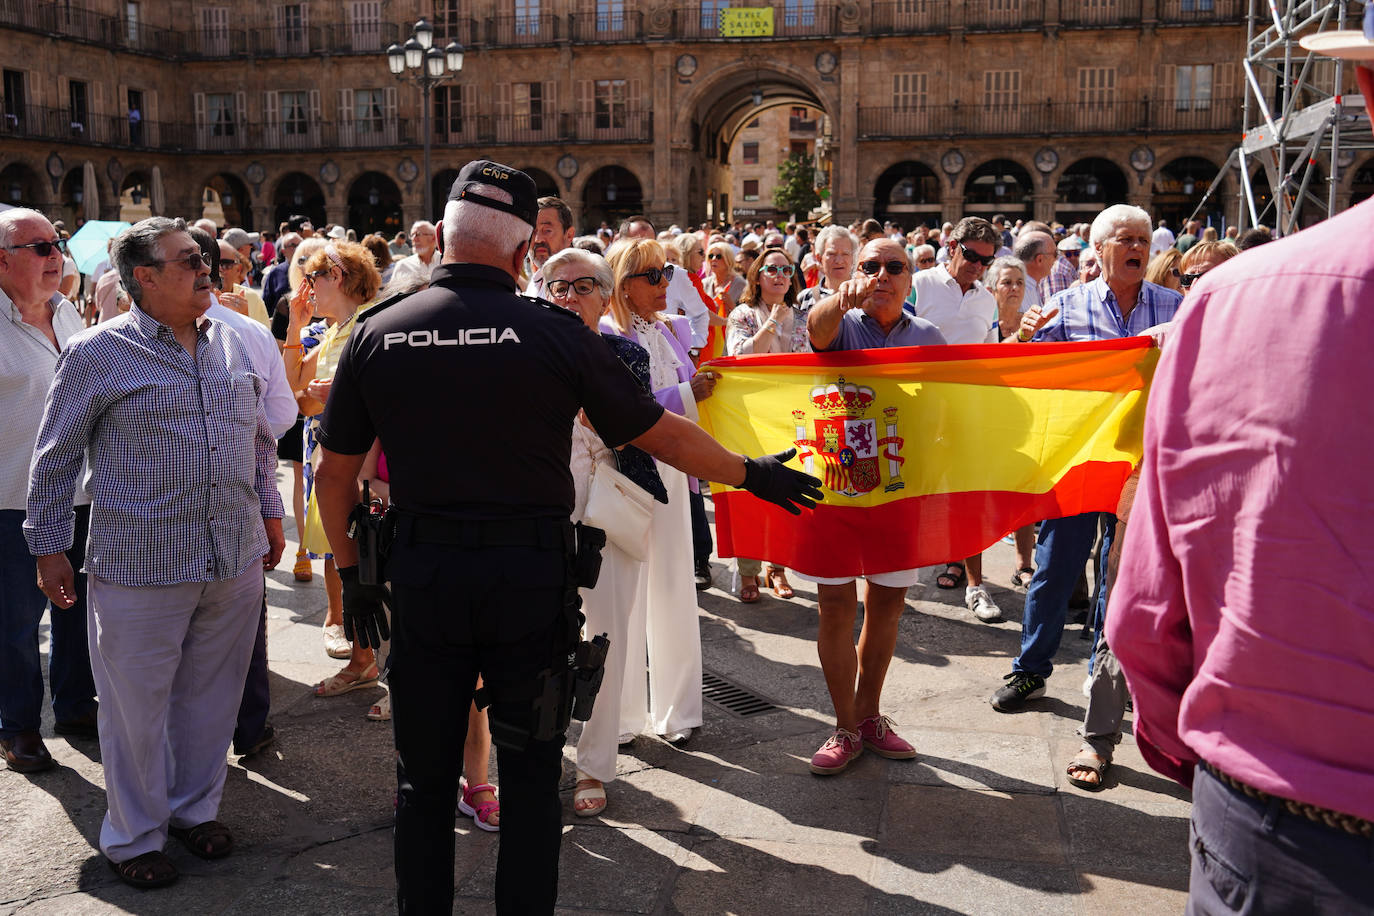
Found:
[67,220,131,274]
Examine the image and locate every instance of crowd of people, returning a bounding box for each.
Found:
[0,130,1366,912]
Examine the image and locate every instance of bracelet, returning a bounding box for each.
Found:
[282,343,304,350]
[1016,329,1031,342]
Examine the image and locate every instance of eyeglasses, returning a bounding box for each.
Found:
[627,264,674,285]
[149,251,213,271]
[304,268,333,284]
[6,238,68,257]
[1179,270,1207,289]
[957,243,996,267]
[858,259,907,277]
[218,258,239,270]
[547,276,599,298]
[759,264,795,278]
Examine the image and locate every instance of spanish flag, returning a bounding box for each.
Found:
[699,338,1158,578]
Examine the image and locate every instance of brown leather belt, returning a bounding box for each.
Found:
[1203,762,1372,839]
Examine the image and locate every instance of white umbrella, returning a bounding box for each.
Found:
[150,166,165,216]
[82,161,99,222]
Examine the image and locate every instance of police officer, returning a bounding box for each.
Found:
[311,160,822,915]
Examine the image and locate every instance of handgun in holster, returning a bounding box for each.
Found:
[347,480,393,586]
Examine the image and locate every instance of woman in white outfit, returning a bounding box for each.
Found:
[602,239,717,751]
[544,248,669,817]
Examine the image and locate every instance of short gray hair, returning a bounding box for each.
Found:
[1013,231,1053,263]
[410,220,436,237]
[541,247,613,300]
[111,216,188,306]
[1089,205,1150,247]
[441,185,530,261]
[814,225,857,258]
[984,256,1026,290]
[0,207,51,249]
[912,243,936,262]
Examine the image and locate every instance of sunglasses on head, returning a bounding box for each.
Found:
[760,264,795,279]
[1179,270,1207,289]
[627,264,674,285]
[958,243,996,266]
[858,258,907,277]
[547,277,599,298]
[7,238,68,257]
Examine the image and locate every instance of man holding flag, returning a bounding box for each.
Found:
[800,237,946,775]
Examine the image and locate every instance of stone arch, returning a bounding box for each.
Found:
[1344,155,1374,205]
[958,157,1035,220]
[430,167,461,217]
[1055,157,1130,223]
[271,171,326,229]
[203,172,252,228]
[0,159,50,213]
[346,171,404,236]
[117,170,153,223]
[1152,155,1222,229]
[580,165,645,233]
[670,58,838,145]
[872,160,942,230]
[522,166,559,199]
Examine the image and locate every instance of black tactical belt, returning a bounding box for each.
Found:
[1202,762,1372,839]
[400,512,576,551]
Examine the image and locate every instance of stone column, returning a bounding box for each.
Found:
[648,47,676,229]
[832,46,862,224]
[1032,190,1057,224]
[250,204,271,233]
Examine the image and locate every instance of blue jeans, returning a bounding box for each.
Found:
[0,507,96,738]
[1188,765,1374,914]
[1011,512,1114,679]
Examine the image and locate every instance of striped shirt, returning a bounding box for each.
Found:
[1041,254,1078,302]
[1034,277,1182,343]
[0,289,87,511]
[24,306,283,587]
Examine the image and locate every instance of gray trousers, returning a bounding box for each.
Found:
[1080,633,1129,759]
[88,564,262,862]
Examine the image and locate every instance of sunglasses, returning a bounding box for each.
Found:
[916,256,936,265]
[707,253,725,260]
[547,276,599,298]
[1179,270,1207,289]
[760,264,795,278]
[218,258,239,270]
[150,251,213,271]
[304,268,333,284]
[627,264,674,285]
[6,238,69,257]
[858,258,907,277]
[958,243,996,267]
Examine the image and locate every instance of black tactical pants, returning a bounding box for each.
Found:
[387,537,569,915]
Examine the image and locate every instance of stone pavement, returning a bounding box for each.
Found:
[1,473,1192,915]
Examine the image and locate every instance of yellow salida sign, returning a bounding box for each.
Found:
[719,7,775,36]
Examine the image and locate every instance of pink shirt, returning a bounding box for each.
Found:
[1107,199,1374,820]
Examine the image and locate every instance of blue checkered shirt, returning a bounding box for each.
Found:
[1034,277,1183,342]
[24,306,283,587]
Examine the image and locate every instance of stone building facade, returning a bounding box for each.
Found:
[2,0,1359,234]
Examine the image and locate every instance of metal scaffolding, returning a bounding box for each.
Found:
[1194,0,1372,234]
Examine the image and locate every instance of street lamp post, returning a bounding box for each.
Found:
[387,19,464,221]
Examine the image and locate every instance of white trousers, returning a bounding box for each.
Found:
[618,464,704,738]
[575,541,646,783]
[88,564,262,861]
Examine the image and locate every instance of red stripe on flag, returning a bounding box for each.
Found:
[701,337,1151,370]
[713,460,1132,579]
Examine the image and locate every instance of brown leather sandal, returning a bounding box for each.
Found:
[765,567,794,599]
[169,819,234,859]
[109,850,179,888]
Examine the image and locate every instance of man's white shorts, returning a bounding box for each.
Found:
[790,567,922,588]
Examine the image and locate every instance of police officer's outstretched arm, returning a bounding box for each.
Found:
[631,410,823,515]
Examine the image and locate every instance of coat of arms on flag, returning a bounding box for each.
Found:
[792,378,905,497]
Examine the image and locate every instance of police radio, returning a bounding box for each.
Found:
[571,633,610,722]
[347,480,389,586]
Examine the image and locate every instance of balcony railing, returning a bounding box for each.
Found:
[1157,0,1246,22]
[789,116,819,133]
[857,98,1242,138]
[676,1,836,39]
[569,10,644,41]
[568,111,652,142]
[868,0,951,33]
[1059,0,1142,26]
[0,104,171,149]
[963,0,1044,30]
[486,13,563,45]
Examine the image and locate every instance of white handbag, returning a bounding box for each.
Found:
[582,448,654,561]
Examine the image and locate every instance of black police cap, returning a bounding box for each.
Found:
[447,160,538,228]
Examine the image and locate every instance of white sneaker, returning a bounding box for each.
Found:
[660,728,693,746]
[965,586,1002,622]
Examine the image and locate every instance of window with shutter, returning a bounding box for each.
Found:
[594,79,627,130]
[892,73,927,111]
[200,7,230,55]
[350,1,382,50]
[742,141,759,164]
[355,88,385,138]
[596,0,623,31]
[435,0,463,43]
[743,179,759,201]
[1176,65,1213,111]
[515,0,540,35]
[277,4,308,54]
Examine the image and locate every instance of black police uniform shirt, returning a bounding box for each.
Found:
[316,263,665,521]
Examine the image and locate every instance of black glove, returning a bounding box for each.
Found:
[741,448,824,515]
[337,564,392,650]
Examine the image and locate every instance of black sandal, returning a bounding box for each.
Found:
[108,850,179,888]
[169,819,234,859]
[1011,566,1034,589]
[935,562,966,589]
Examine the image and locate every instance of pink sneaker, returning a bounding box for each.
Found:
[809,728,863,775]
[858,715,917,760]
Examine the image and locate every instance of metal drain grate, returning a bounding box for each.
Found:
[702,669,779,718]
